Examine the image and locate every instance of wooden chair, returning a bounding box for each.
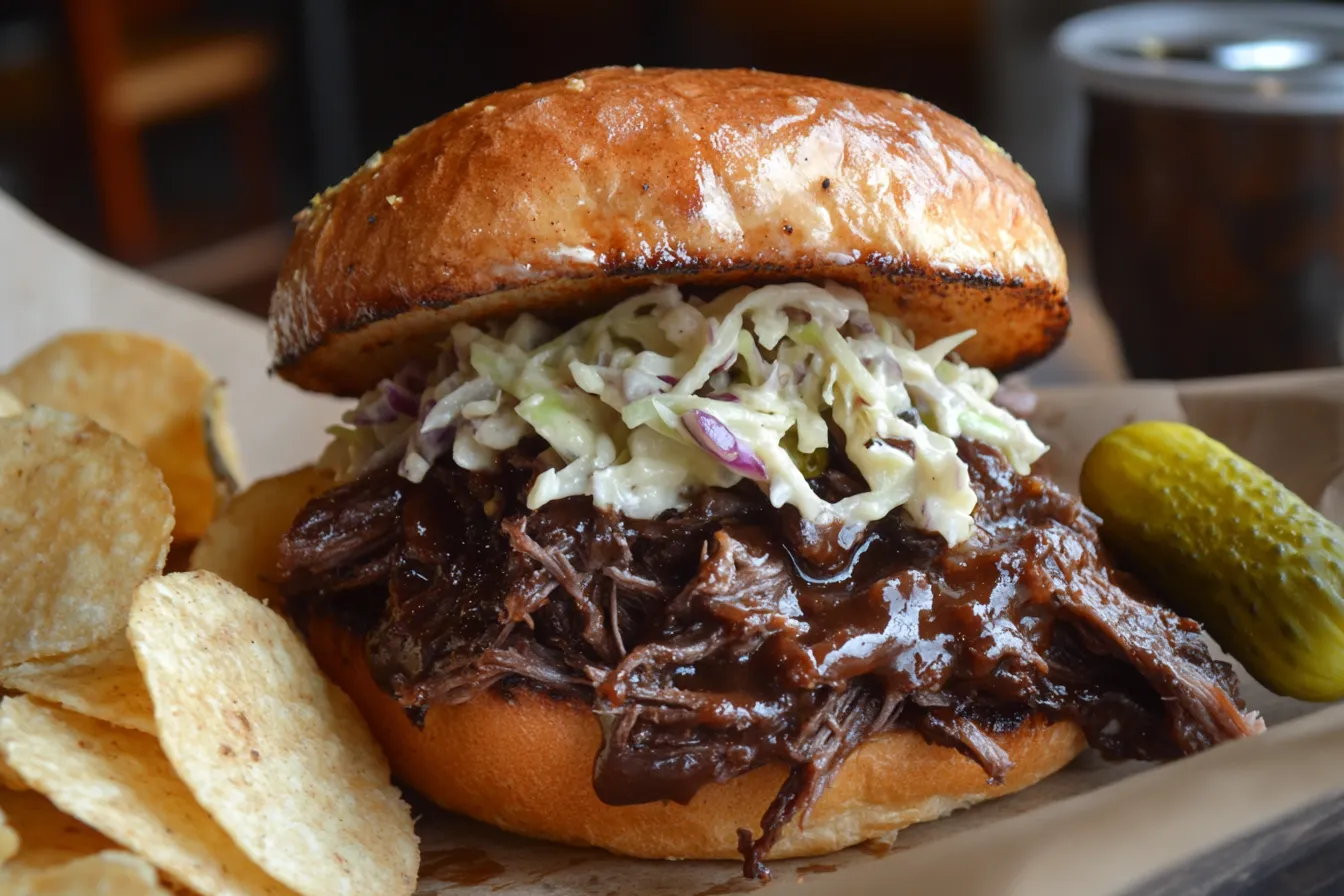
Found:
[64,0,276,261]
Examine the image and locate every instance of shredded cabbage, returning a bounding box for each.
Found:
[322,281,1047,545]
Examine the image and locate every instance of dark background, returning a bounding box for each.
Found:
[27,0,1332,355]
[0,0,1101,316]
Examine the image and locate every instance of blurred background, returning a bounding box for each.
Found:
[1,0,1340,383]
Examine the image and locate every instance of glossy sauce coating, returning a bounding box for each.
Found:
[279,439,1257,875]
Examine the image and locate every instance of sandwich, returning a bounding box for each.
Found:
[268,67,1262,878]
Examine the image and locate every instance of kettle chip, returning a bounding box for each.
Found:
[129,572,419,896]
[0,638,155,734]
[0,334,422,894]
[0,331,242,540]
[0,788,119,873]
[0,388,22,418]
[0,804,18,863]
[190,466,334,610]
[0,408,173,666]
[2,850,169,895]
[0,697,294,896]
[0,751,27,792]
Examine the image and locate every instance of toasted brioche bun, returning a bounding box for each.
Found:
[305,614,1086,860]
[271,67,1069,396]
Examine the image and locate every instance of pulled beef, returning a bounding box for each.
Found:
[279,439,1261,879]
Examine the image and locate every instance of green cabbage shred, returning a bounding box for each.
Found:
[322,281,1048,546]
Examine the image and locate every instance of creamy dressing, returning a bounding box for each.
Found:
[320,281,1047,545]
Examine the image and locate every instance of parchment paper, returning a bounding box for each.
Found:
[2,191,1342,896]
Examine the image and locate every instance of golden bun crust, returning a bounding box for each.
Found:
[271,67,1069,396]
[306,614,1086,860]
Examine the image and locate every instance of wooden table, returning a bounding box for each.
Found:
[1126,794,1344,895]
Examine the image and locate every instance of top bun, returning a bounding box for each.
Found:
[270,67,1069,396]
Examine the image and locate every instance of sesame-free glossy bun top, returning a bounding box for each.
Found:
[270,67,1069,396]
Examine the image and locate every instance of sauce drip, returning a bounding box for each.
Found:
[280,439,1259,880]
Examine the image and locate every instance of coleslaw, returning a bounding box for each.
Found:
[319,281,1047,546]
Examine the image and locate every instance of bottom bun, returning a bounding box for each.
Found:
[306,614,1087,860]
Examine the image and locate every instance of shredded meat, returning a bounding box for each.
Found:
[279,438,1261,879]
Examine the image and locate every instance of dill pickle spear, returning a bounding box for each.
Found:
[1080,421,1344,701]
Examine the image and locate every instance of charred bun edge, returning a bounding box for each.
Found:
[273,262,1069,397]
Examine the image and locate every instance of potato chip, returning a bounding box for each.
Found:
[129,573,418,896]
[0,804,19,863]
[146,409,220,542]
[0,788,117,871]
[0,331,204,447]
[0,749,28,791]
[0,638,154,734]
[0,697,294,896]
[3,850,168,895]
[0,408,173,665]
[0,331,240,540]
[0,388,23,418]
[205,383,244,496]
[190,467,333,609]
